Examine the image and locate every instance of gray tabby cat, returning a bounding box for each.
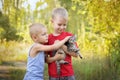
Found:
[56,35,82,75]
[64,35,82,59]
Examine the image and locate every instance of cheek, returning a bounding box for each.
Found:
[63,27,66,29]
[55,24,59,28]
[64,26,67,28]
[54,26,59,30]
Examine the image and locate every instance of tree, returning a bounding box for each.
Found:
[0,11,20,41]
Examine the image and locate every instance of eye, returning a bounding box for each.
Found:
[58,24,62,26]
[41,33,46,36]
[63,24,66,26]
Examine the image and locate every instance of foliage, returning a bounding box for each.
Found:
[109,33,120,78]
[0,0,120,80]
[0,0,31,41]
[59,0,120,79]
[0,40,29,63]
[0,11,20,41]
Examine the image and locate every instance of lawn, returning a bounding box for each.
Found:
[0,41,119,80]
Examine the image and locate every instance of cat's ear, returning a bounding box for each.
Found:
[73,34,77,39]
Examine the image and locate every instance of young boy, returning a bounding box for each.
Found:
[23,23,71,80]
[47,7,78,80]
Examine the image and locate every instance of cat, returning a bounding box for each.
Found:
[56,35,82,75]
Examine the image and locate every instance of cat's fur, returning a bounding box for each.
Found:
[56,35,82,75]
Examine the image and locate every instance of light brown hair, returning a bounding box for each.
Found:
[29,23,45,37]
[52,7,68,20]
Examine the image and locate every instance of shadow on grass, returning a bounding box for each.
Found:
[0,61,49,80]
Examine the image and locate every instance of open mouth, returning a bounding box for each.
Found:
[59,30,64,32]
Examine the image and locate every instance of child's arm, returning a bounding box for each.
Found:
[29,36,71,58]
[34,36,71,52]
[61,45,78,57]
[45,52,65,63]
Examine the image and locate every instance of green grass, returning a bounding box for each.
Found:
[1,58,119,80]
[73,56,119,80]
[9,68,26,80]
[8,65,49,80]
[0,41,120,80]
[8,58,119,80]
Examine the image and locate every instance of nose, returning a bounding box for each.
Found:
[46,34,48,37]
[61,25,65,29]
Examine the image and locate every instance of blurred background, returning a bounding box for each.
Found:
[0,0,120,80]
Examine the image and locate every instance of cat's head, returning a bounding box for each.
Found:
[68,35,76,43]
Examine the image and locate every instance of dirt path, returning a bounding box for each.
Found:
[0,61,26,80]
[0,66,11,79]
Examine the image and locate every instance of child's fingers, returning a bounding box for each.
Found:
[54,40,60,43]
[55,52,65,60]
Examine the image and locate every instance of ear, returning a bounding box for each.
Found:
[31,34,37,41]
[74,34,77,39]
[72,34,77,40]
[51,19,53,23]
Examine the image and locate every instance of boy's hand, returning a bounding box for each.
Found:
[54,52,65,60]
[61,45,69,54]
[64,36,72,42]
[54,40,60,44]
[54,36,71,44]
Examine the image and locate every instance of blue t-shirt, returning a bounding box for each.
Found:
[24,46,45,80]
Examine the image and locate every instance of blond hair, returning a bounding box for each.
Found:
[52,7,68,20]
[29,23,45,37]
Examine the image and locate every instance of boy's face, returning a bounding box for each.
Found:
[52,15,68,34]
[35,27,48,44]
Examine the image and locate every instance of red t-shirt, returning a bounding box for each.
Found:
[48,31,75,77]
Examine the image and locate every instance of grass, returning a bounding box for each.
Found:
[8,57,119,80]
[0,40,120,80]
[73,55,119,80]
[8,64,49,80]
[9,68,26,80]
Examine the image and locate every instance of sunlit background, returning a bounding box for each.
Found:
[0,0,120,80]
